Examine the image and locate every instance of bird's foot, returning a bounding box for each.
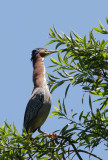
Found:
[38,128,58,139]
[48,132,58,139]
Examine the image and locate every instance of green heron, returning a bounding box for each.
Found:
[24,48,57,135]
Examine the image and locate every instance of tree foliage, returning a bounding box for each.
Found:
[0,18,108,160]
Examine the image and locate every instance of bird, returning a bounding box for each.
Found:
[24,48,57,135]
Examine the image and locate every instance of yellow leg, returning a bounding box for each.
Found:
[38,128,58,138]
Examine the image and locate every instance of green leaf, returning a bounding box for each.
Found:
[72,31,83,42]
[79,111,84,121]
[51,111,65,117]
[83,36,86,49]
[50,58,62,66]
[100,98,108,110]
[63,99,67,115]
[58,99,62,111]
[50,81,65,93]
[90,91,104,96]
[93,27,103,33]
[48,76,56,82]
[89,95,92,111]
[65,84,70,98]
[47,72,60,79]
[48,114,56,118]
[99,39,105,50]
[53,26,58,36]
[102,40,108,50]
[53,106,60,111]
[60,124,70,134]
[57,71,67,78]
[5,121,13,133]
[89,31,92,44]
[45,40,58,46]
[82,94,85,104]
[58,51,63,63]
[99,20,105,30]
[56,42,64,49]
[13,122,16,132]
[50,28,56,37]
[106,17,108,24]
[57,33,64,41]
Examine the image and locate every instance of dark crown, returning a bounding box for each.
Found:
[31,48,44,60]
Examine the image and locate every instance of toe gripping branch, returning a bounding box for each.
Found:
[38,128,83,160]
[38,128,58,139]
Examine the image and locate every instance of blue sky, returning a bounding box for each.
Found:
[0,1,108,159]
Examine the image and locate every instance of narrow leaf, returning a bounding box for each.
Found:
[92,27,103,33]
[83,36,86,49]
[45,40,58,46]
[79,111,84,121]
[99,39,105,50]
[89,95,92,111]
[58,99,62,111]
[54,106,60,111]
[60,124,70,134]
[50,58,62,66]
[63,99,67,115]
[100,98,108,110]
[99,20,105,30]
[56,42,64,49]
[65,84,70,98]
[50,28,56,37]
[51,81,65,93]
[57,71,67,78]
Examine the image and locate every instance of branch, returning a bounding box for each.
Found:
[76,149,103,160]
[41,133,83,160]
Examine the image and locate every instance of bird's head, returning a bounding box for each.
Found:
[31,48,57,61]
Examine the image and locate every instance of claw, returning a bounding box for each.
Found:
[38,128,58,139]
[49,133,58,139]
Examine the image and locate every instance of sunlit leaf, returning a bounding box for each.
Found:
[100,98,108,110]
[5,121,13,133]
[50,28,56,37]
[54,106,60,111]
[99,20,105,30]
[51,111,65,117]
[92,27,103,33]
[50,58,62,66]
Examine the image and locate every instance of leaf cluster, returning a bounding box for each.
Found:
[0,120,103,160]
[46,20,108,111]
[51,98,108,151]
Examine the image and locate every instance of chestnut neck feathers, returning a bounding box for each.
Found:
[32,54,47,88]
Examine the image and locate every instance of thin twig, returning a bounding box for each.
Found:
[76,149,103,160]
[39,131,83,160]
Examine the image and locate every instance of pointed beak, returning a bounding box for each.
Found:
[45,50,58,56]
[46,50,58,55]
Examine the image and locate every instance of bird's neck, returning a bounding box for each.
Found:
[33,56,48,88]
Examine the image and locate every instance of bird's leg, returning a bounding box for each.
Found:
[38,128,57,139]
[38,128,49,135]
